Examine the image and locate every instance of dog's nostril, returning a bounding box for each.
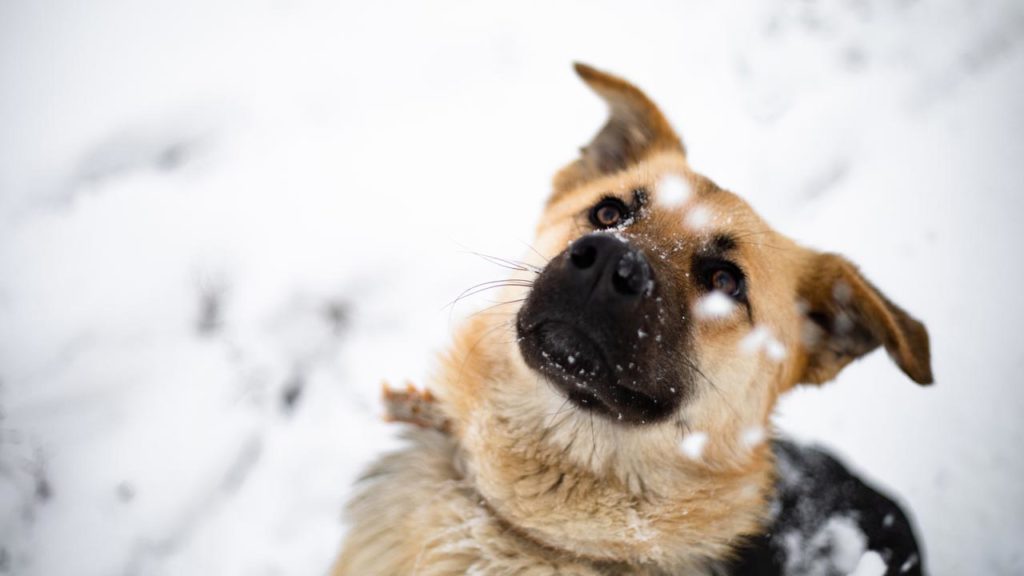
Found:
[613,250,651,295]
[570,242,598,269]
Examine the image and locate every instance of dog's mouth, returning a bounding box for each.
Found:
[530,321,607,378]
[517,319,678,425]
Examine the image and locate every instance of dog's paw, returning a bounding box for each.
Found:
[382,381,450,433]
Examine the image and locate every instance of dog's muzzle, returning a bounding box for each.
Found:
[516,233,690,425]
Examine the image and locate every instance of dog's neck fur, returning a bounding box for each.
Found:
[437,314,775,571]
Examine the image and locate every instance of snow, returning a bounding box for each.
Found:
[680,431,709,460]
[781,515,867,576]
[624,507,656,543]
[683,204,714,231]
[741,426,766,451]
[764,338,788,362]
[851,551,888,576]
[1,0,1023,574]
[694,292,736,320]
[740,325,787,362]
[901,553,920,573]
[832,280,854,304]
[819,516,868,573]
[656,173,692,208]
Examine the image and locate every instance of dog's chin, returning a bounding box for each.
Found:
[516,320,678,425]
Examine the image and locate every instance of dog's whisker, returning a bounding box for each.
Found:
[453,240,545,271]
[452,321,517,394]
[680,356,743,422]
[466,251,543,274]
[588,412,598,467]
[446,282,529,328]
[446,279,534,310]
[467,298,528,319]
[544,395,574,429]
[518,240,552,264]
[456,278,535,297]
[677,417,693,435]
[471,312,519,319]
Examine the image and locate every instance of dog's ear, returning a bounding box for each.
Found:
[552,63,685,194]
[796,252,933,386]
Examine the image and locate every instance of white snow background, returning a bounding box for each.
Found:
[2,0,1023,574]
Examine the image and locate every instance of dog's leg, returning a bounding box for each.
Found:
[723,440,925,576]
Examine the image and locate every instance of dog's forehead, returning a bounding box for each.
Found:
[539,156,769,246]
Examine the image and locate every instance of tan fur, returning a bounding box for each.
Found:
[332,64,931,575]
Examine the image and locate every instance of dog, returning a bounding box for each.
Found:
[332,63,932,575]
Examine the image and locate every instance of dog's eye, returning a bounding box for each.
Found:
[697,261,747,301]
[711,269,740,297]
[589,198,630,228]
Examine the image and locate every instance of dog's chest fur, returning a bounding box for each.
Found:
[461,395,772,569]
[334,421,925,576]
[335,428,732,576]
[333,319,773,575]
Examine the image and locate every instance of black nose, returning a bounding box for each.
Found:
[568,233,651,298]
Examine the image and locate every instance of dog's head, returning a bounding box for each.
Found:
[513,64,932,430]
[445,63,932,565]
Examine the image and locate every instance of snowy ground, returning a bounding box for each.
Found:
[1,1,1023,574]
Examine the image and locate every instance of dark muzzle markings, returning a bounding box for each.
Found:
[516,225,693,425]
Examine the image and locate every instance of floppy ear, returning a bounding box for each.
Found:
[796,252,933,386]
[553,63,685,194]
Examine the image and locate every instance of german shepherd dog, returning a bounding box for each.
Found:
[333,64,932,575]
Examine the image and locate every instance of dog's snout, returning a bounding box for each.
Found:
[518,231,680,424]
[567,234,651,299]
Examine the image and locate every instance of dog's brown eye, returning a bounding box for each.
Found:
[696,259,748,305]
[589,198,629,228]
[711,269,740,297]
[596,205,621,226]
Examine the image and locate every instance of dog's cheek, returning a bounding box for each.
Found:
[683,337,776,444]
